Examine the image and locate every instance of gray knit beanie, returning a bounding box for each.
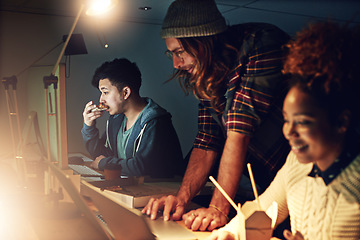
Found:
[161,0,227,38]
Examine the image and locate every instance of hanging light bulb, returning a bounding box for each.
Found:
[95,27,110,49]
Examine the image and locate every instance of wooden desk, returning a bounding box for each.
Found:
[0,156,208,240]
[8,156,272,240]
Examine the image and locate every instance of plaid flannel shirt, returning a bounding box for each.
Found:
[193,23,290,177]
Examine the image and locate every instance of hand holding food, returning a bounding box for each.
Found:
[83,101,107,126]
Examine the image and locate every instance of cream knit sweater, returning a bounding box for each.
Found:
[221,151,360,240]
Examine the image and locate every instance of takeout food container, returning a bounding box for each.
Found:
[236,202,278,240]
[245,211,273,240]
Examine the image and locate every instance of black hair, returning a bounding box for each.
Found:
[91,58,142,94]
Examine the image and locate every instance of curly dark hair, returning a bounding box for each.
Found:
[283,21,360,132]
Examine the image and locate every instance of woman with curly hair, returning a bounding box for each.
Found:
[208,21,360,240]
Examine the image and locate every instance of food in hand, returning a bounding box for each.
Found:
[91,103,108,112]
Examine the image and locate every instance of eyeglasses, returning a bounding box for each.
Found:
[165,49,185,60]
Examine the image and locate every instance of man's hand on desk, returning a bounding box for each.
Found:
[90,155,105,169]
[142,197,227,232]
[183,207,227,231]
[142,195,186,221]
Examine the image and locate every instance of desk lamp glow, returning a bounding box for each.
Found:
[52,0,117,77]
[43,0,118,166]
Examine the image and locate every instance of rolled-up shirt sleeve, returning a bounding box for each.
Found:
[193,24,288,152]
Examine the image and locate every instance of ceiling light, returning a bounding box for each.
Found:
[138,6,152,11]
[86,0,118,16]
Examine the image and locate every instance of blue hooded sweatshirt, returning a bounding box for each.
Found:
[81,98,184,177]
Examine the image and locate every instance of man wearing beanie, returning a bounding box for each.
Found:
[143,0,290,232]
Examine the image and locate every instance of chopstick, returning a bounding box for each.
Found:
[209,176,238,211]
[247,163,261,210]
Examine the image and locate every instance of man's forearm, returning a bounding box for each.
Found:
[210,131,250,214]
[177,148,218,206]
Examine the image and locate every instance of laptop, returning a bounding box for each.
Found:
[49,160,198,240]
[46,161,113,239]
[81,180,198,240]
